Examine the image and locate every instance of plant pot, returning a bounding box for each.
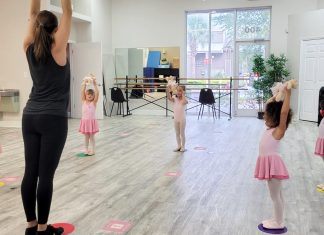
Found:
[257,111,264,119]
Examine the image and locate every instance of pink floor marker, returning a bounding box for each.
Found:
[120,132,129,137]
[52,223,75,235]
[194,146,207,151]
[165,171,182,177]
[103,220,132,233]
[0,176,20,183]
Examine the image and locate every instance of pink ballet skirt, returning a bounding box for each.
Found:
[79,119,99,134]
[315,138,324,157]
[315,118,324,157]
[254,128,289,180]
[79,102,99,134]
[254,154,289,180]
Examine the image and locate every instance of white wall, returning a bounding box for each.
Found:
[91,0,113,114]
[287,8,324,116]
[0,0,112,121]
[318,0,324,9]
[92,0,112,55]
[0,0,32,121]
[111,0,317,77]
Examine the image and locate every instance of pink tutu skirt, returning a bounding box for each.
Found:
[254,154,289,180]
[79,119,99,134]
[315,138,324,157]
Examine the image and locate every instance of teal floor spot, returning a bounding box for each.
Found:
[76,153,89,158]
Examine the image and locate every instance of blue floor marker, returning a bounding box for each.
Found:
[258,224,287,234]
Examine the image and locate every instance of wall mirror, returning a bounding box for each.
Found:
[114,47,180,78]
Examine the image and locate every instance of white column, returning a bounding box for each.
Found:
[318,0,324,9]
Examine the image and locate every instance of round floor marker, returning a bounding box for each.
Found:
[0,182,5,187]
[52,223,75,235]
[214,131,223,133]
[165,171,182,177]
[76,153,89,158]
[317,187,324,193]
[120,132,129,137]
[194,146,206,151]
[1,176,20,183]
[258,224,287,234]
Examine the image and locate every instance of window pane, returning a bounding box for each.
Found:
[187,13,210,78]
[237,44,266,110]
[211,11,235,79]
[236,8,271,41]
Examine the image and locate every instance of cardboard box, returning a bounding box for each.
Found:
[172,57,180,68]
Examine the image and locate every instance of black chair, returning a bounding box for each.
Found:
[198,88,217,120]
[110,87,127,116]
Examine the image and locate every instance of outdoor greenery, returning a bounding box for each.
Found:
[187,8,271,78]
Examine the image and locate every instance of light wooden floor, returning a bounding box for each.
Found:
[0,115,323,235]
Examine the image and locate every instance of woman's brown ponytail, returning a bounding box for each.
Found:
[33,10,58,62]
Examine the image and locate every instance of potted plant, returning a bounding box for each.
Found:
[252,54,290,119]
[252,54,266,119]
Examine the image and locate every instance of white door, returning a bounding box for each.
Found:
[70,42,103,119]
[299,39,324,121]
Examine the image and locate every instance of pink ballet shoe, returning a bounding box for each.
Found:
[263,220,284,229]
[262,218,275,225]
[173,147,181,152]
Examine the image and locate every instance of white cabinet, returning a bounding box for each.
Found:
[43,0,92,23]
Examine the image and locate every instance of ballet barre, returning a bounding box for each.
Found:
[115,76,171,117]
[114,76,248,118]
[178,78,249,120]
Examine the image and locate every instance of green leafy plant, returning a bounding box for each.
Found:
[252,54,290,115]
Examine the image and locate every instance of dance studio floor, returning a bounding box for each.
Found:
[0,115,323,235]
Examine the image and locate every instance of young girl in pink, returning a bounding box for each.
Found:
[167,85,188,152]
[79,76,99,155]
[315,100,324,191]
[254,83,293,229]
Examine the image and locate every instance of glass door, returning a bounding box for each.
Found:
[234,41,269,116]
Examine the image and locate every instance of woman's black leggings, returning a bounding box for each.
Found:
[21,114,68,224]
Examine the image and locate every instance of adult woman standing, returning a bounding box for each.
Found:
[22,0,72,234]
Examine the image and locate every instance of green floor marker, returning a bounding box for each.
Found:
[76,153,89,158]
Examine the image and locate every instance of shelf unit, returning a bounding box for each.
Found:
[43,0,92,23]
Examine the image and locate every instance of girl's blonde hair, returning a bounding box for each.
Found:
[177,85,185,91]
[87,89,95,95]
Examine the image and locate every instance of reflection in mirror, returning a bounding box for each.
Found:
[115,47,180,78]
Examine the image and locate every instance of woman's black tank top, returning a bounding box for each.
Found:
[24,44,70,117]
